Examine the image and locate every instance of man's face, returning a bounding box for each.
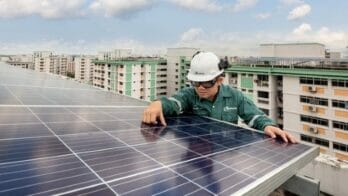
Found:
[192,77,223,101]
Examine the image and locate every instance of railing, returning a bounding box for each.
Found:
[231,57,348,70]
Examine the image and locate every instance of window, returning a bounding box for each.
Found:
[300,134,313,143]
[332,79,348,87]
[300,115,329,126]
[300,96,328,106]
[258,91,269,98]
[301,134,329,147]
[333,121,348,131]
[299,77,328,86]
[333,142,348,152]
[314,138,329,147]
[332,100,348,109]
[257,75,268,81]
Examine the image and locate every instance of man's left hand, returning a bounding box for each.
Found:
[264,126,298,143]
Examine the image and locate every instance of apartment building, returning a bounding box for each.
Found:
[74,55,95,84]
[33,51,54,73]
[225,59,348,159]
[166,48,199,96]
[56,55,73,76]
[93,58,167,101]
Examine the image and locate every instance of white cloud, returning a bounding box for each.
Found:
[175,25,348,56]
[288,4,311,20]
[2,26,347,57]
[170,0,222,13]
[180,28,204,43]
[0,0,85,19]
[289,26,347,49]
[280,0,304,6]
[232,0,258,12]
[293,23,311,35]
[255,12,271,19]
[89,0,155,17]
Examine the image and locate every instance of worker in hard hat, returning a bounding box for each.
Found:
[142,51,297,143]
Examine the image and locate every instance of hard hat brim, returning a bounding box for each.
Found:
[187,70,223,82]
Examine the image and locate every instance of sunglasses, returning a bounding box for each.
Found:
[191,79,217,88]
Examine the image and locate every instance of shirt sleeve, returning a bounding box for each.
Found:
[237,92,277,131]
[159,87,195,116]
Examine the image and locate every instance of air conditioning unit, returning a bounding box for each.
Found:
[308,127,318,134]
[308,86,317,92]
[308,106,317,112]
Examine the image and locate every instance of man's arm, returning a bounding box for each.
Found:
[143,100,167,126]
[142,87,195,126]
[237,93,297,143]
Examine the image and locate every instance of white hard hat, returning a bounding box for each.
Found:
[187,52,224,82]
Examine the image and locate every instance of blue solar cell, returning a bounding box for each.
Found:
[0,155,101,195]
[63,185,115,196]
[0,137,72,163]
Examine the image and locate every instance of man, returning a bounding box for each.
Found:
[143,51,297,143]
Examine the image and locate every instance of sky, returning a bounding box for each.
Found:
[0,0,347,56]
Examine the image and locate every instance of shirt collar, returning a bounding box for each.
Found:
[219,84,233,97]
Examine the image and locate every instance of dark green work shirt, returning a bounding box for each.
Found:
[160,85,276,131]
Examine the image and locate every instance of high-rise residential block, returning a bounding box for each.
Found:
[93,57,167,101]
[33,51,54,73]
[226,43,348,160]
[74,55,95,84]
[166,48,199,96]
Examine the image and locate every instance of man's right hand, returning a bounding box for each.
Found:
[142,101,167,126]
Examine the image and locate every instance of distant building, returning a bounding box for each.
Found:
[260,43,326,58]
[226,57,348,160]
[6,54,33,69]
[56,55,73,76]
[97,49,132,60]
[166,47,199,96]
[74,55,95,84]
[93,57,167,101]
[33,51,54,73]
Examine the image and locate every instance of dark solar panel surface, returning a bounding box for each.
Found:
[0,64,318,195]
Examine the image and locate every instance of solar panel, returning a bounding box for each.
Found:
[0,63,319,195]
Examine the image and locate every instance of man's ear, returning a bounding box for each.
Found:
[217,76,224,84]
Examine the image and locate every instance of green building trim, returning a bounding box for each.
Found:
[226,66,348,80]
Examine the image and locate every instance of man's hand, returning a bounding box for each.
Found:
[142,101,167,126]
[264,126,297,143]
